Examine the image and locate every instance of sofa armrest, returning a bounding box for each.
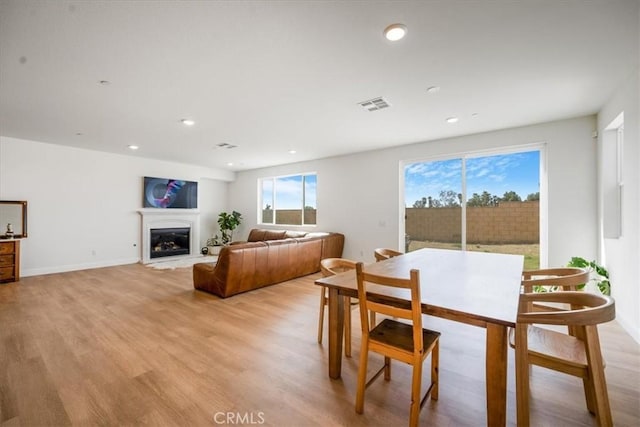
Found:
[320,233,344,259]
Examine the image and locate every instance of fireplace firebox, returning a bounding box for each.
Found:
[150,227,190,259]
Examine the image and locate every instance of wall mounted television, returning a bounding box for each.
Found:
[143,177,198,209]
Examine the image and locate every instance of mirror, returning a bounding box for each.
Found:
[0,201,28,238]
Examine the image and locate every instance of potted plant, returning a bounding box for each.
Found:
[217,210,242,245]
[205,235,222,255]
[567,257,611,295]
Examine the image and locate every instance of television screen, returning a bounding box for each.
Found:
[143,177,198,209]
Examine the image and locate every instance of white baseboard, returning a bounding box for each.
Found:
[21,257,140,277]
[615,314,640,345]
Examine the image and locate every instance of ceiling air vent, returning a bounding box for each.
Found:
[358,97,390,112]
[214,143,238,149]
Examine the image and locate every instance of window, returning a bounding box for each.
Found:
[260,173,317,225]
[603,112,624,238]
[403,147,543,269]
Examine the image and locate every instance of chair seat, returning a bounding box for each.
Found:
[370,318,441,354]
[510,325,588,369]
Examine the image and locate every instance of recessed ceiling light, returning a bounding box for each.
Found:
[98,80,110,85]
[288,150,297,154]
[181,119,195,126]
[227,162,234,167]
[384,23,407,41]
[471,113,479,118]
[426,86,440,93]
[128,145,139,150]
[445,117,459,124]
[75,132,83,136]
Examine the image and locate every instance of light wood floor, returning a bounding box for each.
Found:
[1,264,638,426]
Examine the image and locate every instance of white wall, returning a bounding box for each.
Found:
[0,136,233,276]
[597,68,640,343]
[230,116,598,268]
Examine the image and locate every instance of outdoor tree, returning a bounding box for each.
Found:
[501,191,522,202]
[413,197,427,208]
[413,189,532,207]
[413,191,461,208]
[467,191,500,207]
[439,190,462,207]
[428,196,441,208]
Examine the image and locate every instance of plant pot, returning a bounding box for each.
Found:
[207,245,222,256]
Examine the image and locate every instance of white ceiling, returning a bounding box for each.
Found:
[1,1,638,172]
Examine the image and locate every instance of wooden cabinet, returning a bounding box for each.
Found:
[0,240,20,283]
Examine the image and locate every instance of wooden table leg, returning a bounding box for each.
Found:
[515,323,530,427]
[328,287,344,379]
[486,323,508,427]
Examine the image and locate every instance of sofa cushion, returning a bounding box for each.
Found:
[284,230,308,239]
[305,232,329,238]
[247,229,288,242]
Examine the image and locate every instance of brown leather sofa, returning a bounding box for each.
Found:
[193,229,345,298]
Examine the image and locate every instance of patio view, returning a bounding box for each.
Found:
[405,150,541,269]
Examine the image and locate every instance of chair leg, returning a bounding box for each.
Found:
[384,356,391,381]
[584,326,613,427]
[344,296,351,358]
[582,376,597,414]
[355,338,369,414]
[409,356,423,427]
[575,326,597,414]
[317,288,326,344]
[431,341,439,401]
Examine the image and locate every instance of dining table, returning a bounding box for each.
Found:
[315,247,524,427]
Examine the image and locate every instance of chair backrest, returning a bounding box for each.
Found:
[355,262,423,349]
[517,291,615,326]
[321,257,357,277]
[521,268,589,293]
[374,248,403,262]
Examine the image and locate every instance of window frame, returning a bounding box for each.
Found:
[401,143,547,266]
[602,112,624,238]
[259,172,317,226]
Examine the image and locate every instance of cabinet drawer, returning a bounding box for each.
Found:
[0,266,15,281]
[0,242,15,254]
[0,254,14,267]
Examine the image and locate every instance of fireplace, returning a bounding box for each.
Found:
[138,209,200,264]
[150,227,190,259]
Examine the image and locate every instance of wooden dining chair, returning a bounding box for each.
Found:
[355,262,441,427]
[318,258,358,357]
[374,247,403,262]
[521,267,590,293]
[514,291,615,427]
[371,248,402,326]
[520,267,590,337]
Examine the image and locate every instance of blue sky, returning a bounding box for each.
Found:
[404,150,540,206]
[262,174,317,209]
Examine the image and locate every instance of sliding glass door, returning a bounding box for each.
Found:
[404,148,542,269]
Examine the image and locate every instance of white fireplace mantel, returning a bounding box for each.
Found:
[138,209,200,264]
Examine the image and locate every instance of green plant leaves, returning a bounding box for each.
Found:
[567,256,589,268]
[217,211,243,245]
[566,257,611,296]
